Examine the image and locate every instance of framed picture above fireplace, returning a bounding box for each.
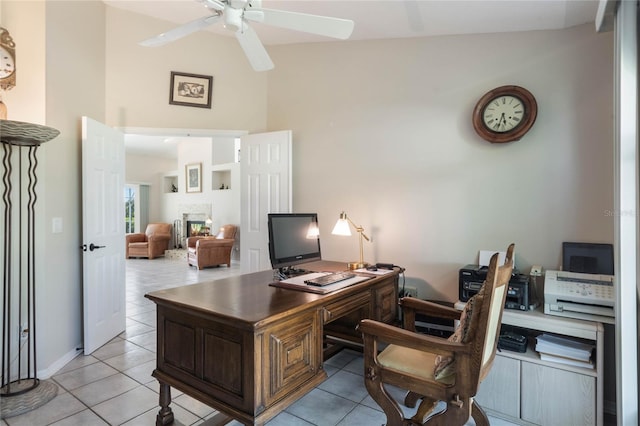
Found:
[185,163,202,193]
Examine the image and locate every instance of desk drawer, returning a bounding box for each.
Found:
[323,292,370,323]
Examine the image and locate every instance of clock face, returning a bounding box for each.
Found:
[0,46,15,79]
[472,85,538,143]
[482,95,525,133]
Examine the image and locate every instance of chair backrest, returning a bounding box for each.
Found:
[145,222,172,237]
[216,224,238,240]
[468,244,515,392]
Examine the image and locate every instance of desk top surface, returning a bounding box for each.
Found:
[145,260,397,329]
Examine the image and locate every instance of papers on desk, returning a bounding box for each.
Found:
[535,333,595,369]
[271,272,371,294]
[353,268,396,276]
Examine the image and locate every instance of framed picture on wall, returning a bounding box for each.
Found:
[185,163,202,193]
[169,71,213,108]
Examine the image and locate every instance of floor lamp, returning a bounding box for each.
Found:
[0,119,60,419]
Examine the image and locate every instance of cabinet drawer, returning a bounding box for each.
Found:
[266,311,321,405]
[475,355,520,418]
[521,362,596,425]
[323,292,370,323]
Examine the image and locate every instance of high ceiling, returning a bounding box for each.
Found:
[114,0,600,159]
[107,0,599,45]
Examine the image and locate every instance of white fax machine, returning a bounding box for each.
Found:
[544,270,615,324]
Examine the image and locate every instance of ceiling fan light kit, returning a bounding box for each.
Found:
[140,0,355,72]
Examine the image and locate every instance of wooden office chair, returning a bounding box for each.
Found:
[359,244,515,426]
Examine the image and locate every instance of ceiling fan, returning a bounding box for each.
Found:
[139,0,355,72]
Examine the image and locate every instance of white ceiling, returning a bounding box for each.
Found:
[116,0,599,158]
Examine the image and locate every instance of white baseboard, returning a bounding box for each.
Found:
[38,345,83,379]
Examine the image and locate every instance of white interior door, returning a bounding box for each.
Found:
[240,130,292,273]
[82,117,126,354]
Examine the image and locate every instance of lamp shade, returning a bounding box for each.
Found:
[332,216,351,236]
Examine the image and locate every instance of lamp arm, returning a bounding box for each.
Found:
[346,216,370,241]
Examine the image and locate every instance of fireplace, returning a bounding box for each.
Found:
[186,220,207,237]
[177,203,212,248]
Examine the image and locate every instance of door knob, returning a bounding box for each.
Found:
[89,243,106,251]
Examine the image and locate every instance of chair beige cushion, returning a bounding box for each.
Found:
[378,344,442,384]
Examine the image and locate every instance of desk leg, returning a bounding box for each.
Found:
[156,382,174,426]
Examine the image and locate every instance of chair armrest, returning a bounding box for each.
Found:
[400,297,462,331]
[186,236,205,248]
[126,233,146,244]
[358,319,470,357]
[197,238,234,248]
[400,298,462,320]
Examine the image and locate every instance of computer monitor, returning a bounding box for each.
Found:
[268,213,321,273]
[562,242,614,275]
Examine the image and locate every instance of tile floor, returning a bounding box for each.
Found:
[1,256,517,426]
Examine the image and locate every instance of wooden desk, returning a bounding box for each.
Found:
[145,261,399,425]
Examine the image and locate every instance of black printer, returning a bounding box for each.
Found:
[459,264,535,311]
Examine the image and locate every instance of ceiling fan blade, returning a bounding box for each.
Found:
[200,0,225,12]
[139,14,221,47]
[235,23,274,72]
[246,8,354,40]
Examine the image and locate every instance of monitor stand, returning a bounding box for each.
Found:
[279,267,309,278]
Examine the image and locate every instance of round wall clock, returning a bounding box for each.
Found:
[0,27,16,120]
[472,85,537,143]
[0,27,16,91]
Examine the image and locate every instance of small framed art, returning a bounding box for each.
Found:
[169,71,213,109]
[185,163,202,193]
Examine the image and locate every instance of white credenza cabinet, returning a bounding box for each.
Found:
[464,305,604,426]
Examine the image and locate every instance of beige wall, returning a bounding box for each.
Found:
[268,23,614,302]
[104,6,268,132]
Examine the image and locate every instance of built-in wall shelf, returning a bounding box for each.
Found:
[212,163,234,191]
[163,171,178,194]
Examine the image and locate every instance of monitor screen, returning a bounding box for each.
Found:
[562,242,614,275]
[268,213,321,270]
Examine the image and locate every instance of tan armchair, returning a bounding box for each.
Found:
[187,224,238,269]
[125,223,172,259]
[359,244,515,426]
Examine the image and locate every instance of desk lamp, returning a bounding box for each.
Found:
[332,211,370,270]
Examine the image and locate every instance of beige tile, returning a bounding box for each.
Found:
[102,347,155,371]
[127,330,156,348]
[70,373,139,407]
[173,393,216,418]
[91,385,158,425]
[121,403,200,426]
[52,362,119,391]
[4,392,85,426]
[91,339,139,361]
[54,354,99,375]
[48,408,108,425]
[122,359,156,384]
[118,322,154,339]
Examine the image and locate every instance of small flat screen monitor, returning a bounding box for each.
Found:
[268,213,321,272]
[562,242,614,275]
